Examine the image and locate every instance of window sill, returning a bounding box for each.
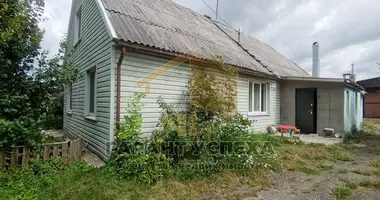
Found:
[67,110,73,115]
[84,115,97,122]
[248,112,270,117]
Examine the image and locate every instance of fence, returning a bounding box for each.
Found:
[0,138,81,169]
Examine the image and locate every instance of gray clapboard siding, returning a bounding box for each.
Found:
[117,51,279,136]
[64,0,112,160]
[237,74,281,132]
[117,51,190,137]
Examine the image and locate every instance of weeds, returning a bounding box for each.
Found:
[351,170,371,176]
[333,186,352,199]
[280,141,355,175]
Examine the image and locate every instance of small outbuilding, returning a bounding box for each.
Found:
[281,77,365,134]
[358,77,380,118]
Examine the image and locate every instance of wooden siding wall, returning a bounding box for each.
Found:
[363,89,380,118]
[64,0,112,160]
[237,74,281,132]
[117,51,279,136]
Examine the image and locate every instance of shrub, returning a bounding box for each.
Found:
[113,153,173,184]
[151,98,283,179]
[110,93,174,183]
[0,118,42,148]
[114,92,146,155]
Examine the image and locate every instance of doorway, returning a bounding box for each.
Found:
[296,88,317,134]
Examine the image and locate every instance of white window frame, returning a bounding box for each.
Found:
[248,81,270,116]
[85,66,97,121]
[67,83,73,115]
[74,6,82,46]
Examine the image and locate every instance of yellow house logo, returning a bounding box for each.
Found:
[135,53,238,136]
[136,53,200,94]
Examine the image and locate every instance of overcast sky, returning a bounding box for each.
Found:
[39,0,380,80]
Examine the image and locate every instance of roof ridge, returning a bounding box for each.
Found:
[212,21,277,77]
[215,21,309,76]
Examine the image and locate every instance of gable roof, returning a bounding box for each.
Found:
[358,77,380,88]
[100,0,309,77]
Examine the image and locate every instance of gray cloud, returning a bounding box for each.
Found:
[39,0,71,56]
[41,0,380,80]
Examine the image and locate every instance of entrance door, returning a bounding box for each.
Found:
[296,88,317,134]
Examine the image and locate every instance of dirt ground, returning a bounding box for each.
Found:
[242,134,380,200]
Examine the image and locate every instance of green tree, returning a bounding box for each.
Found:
[0,0,80,147]
[0,0,44,120]
[33,38,80,129]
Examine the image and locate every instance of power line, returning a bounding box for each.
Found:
[215,0,219,20]
[200,0,233,28]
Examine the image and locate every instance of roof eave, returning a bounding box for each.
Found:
[115,39,278,79]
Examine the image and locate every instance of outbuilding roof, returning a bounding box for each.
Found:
[101,0,309,77]
[358,77,380,88]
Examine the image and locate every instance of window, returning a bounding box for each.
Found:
[74,6,82,45]
[355,93,358,114]
[67,83,73,113]
[346,91,349,116]
[248,82,269,114]
[86,67,96,118]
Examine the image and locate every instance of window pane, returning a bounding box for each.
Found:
[248,82,252,112]
[69,83,73,110]
[261,84,267,112]
[89,72,95,113]
[254,83,260,111]
[76,7,82,41]
[78,14,81,39]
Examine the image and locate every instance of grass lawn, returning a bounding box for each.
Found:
[5,123,378,200]
[1,163,270,200]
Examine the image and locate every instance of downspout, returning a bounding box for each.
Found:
[116,46,127,130]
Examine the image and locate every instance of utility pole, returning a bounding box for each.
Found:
[215,0,219,20]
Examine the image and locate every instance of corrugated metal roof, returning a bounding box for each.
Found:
[358,77,380,88]
[215,22,309,77]
[101,0,309,77]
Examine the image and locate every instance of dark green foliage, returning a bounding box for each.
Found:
[0,118,42,148]
[0,0,44,121]
[0,0,80,148]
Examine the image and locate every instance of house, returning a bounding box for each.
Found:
[64,0,365,160]
[358,77,380,118]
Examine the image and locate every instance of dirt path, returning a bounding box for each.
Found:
[249,134,380,200]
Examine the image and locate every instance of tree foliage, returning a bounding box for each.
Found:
[0,0,44,121]
[0,0,80,147]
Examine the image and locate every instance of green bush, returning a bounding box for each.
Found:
[110,93,174,183]
[114,92,146,155]
[151,98,283,179]
[113,153,173,183]
[0,118,42,148]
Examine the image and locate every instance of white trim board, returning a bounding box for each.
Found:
[95,0,117,39]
